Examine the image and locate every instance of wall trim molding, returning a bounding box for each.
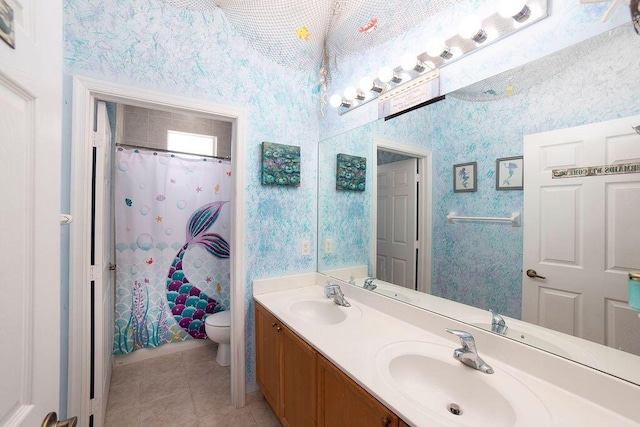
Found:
[68,76,247,423]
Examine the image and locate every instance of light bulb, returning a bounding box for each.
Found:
[329,94,343,108]
[459,15,487,43]
[499,0,530,22]
[378,66,394,83]
[359,76,374,92]
[400,54,418,71]
[424,61,436,70]
[459,15,482,39]
[344,87,357,101]
[425,37,446,57]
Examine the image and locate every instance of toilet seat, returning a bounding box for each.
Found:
[205,310,231,327]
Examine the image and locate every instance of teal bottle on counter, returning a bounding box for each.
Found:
[628,272,640,312]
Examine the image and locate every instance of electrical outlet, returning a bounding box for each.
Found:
[324,239,332,254]
[301,240,310,256]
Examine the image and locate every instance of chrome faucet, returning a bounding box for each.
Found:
[363,277,377,291]
[445,329,494,374]
[490,309,508,335]
[324,283,351,307]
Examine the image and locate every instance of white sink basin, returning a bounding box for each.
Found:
[376,341,550,426]
[283,296,361,326]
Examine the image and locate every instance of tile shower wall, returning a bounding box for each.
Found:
[63,0,319,391]
[121,105,233,157]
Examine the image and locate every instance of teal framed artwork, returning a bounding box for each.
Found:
[261,142,301,187]
[336,153,366,191]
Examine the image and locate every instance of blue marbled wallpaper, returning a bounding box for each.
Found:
[63,0,319,389]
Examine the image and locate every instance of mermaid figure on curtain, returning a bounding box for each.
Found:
[166,201,229,339]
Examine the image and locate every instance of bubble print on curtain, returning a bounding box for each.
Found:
[113,147,231,354]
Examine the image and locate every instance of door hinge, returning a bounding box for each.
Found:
[90,265,97,281]
[416,173,421,182]
[92,131,104,148]
[89,397,101,415]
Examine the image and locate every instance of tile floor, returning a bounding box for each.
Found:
[104,344,281,427]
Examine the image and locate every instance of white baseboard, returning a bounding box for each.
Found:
[113,340,214,367]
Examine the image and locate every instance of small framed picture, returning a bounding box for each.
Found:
[453,162,477,193]
[261,142,301,187]
[336,153,366,191]
[0,0,15,49]
[496,156,524,190]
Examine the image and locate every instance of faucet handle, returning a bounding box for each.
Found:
[490,309,508,335]
[445,329,477,353]
[324,283,341,298]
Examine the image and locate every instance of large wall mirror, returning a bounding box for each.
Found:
[318,24,640,385]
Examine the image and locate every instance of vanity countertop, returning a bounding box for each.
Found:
[253,274,640,427]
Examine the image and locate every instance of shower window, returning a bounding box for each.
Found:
[167,130,217,157]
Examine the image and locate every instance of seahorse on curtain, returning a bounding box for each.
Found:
[166,201,230,339]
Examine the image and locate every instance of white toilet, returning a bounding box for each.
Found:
[204,310,231,366]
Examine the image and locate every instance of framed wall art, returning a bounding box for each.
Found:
[336,153,366,191]
[453,161,477,193]
[261,142,301,187]
[496,156,523,190]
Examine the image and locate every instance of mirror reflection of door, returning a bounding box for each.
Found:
[376,150,419,290]
[523,114,640,356]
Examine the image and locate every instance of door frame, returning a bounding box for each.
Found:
[68,76,247,421]
[372,138,432,294]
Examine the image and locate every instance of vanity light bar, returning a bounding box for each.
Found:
[331,0,549,116]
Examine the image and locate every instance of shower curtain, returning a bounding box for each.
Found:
[113,147,231,354]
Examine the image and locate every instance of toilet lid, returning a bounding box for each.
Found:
[205,310,231,327]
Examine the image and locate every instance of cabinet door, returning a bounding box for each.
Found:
[255,303,282,415]
[281,325,317,427]
[318,356,398,427]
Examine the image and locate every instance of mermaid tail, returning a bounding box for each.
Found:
[166,201,229,339]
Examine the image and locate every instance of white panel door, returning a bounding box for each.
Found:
[376,159,417,289]
[0,1,63,426]
[92,102,114,427]
[523,115,640,353]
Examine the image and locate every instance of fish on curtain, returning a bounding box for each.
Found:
[113,148,231,354]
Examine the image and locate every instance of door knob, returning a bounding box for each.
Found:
[526,269,546,279]
[42,412,78,427]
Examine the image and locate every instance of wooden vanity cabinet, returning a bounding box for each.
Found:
[255,302,317,426]
[255,302,281,413]
[256,301,404,427]
[318,355,399,427]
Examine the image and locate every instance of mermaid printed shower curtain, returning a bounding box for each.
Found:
[114,147,231,354]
